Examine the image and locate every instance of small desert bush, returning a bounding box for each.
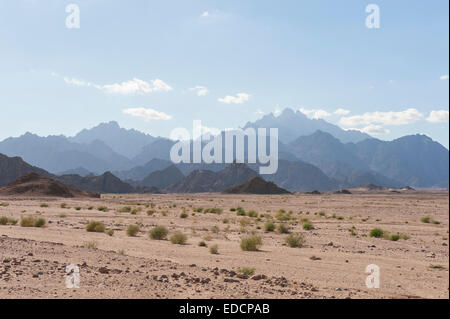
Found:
[170,231,188,245]
[236,207,246,216]
[149,226,169,240]
[275,210,290,221]
[264,221,275,232]
[277,223,290,234]
[83,241,98,249]
[60,203,68,209]
[180,212,188,219]
[302,222,314,230]
[429,264,445,270]
[119,206,132,213]
[246,210,258,218]
[209,244,219,254]
[285,233,306,248]
[420,216,431,223]
[20,216,37,227]
[0,202,9,207]
[0,216,8,225]
[40,203,49,208]
[204,208,222,214]
[238,267,255,276]
[240,235,262,251]
[34,218,46,228]
[97,206,109,212]
[198,241,207,247]
[211,225,220,234]
[86,221,105,233]
[193,207,203,213]
[126,224,140,237]
[389,234,400,241]
[106,229,114,236]
[369,228,385,238]
[146,210,155,216]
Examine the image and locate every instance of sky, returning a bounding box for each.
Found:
[0,0,448,147]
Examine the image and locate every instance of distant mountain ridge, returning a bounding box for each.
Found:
[0,110,448,189]
[244,108,371,144]
[0,153,53,187]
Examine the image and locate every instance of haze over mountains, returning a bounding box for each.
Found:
[0,108,448,191]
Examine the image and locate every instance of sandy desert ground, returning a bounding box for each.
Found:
[0,191,448,299]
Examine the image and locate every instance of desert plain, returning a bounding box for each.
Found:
[0,190,448,299]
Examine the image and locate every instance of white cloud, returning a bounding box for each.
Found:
[103,78,172,94]
[189,85,209,96]
[201,11,210,17]
[254,109,265,116]
[334,108,350,116]
[122,108,172,121]
[440,75,449,80]
[359,125,390,135]
[339,108,423,126]
[58,73,172,95]
[299,107,331,119]
[427,110,449,123]
[273,108,282,117]
[218,93,250,104]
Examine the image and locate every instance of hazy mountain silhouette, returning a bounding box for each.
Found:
[139,165,184,189]
[57,171,136,194]
[0,133,133,174]
[261,159,339,191]
[0,173,100,198]
[0,153,53,187]
[244,108,370,144]
[166,163,259,193]
[354,134,449,188]
[58,167,92,177]
[70,121,156,158]
[223,177,290,194]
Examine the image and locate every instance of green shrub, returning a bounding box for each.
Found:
[204,208,222,214]
[211,225,220,234]
[119,206,132,213]
[0,202,9,207]
[34,218,46,228]
[97,206,109,212]
[420,216,431,223]
[240,235,262,251]
[277,223,290,234]
[198,241,207,247]
[238,267,255,276]
[106,229,114,236]
[86,221,105,233]
[0,216,8,225]
[209,244,219,254]
[74,206,81,211]
[369,228,384,238]
[303,222,314,230]
[180,212,188,218]
[264,221,275,232]
[40,203,49,208]
[20,216,36,227]
[275,210,290,221]
[236,207,246,216]
[83,241,97,249]
[389,234,400,241]
[149,226,169,240]
[246,210,258,218]
[285,233,306,248]
[170,232,188,245]
[126,224,140,237]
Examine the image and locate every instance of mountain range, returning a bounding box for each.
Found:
[0,108,448,190]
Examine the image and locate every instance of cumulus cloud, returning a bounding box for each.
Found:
[339,108,423,126]
[359,125,390,135]
[334,108,350,116]
[440,75,449,80]
[218,93,250,104]
[299,107,331,119]
[189,86,209,96]
[201,11,210,17]
[122,108,172,121]
[426,110,449,123]
[59,74,172,95]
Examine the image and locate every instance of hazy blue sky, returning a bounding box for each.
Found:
[0,0,448,147]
